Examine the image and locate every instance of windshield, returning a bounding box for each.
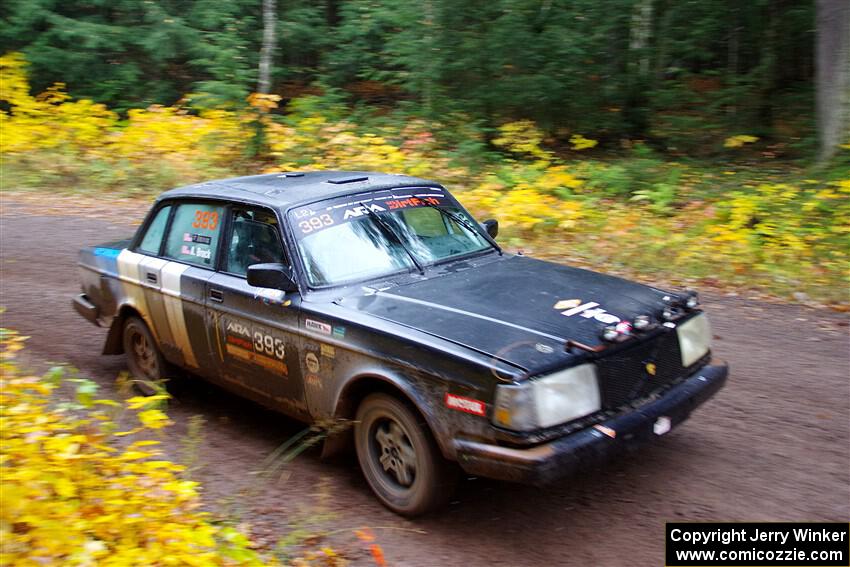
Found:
[289,189,492,287]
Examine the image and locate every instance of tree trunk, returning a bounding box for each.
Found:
[422,0,436,117]
[630,0,654,77]
[625,0,654,137]
[727,2,740,118]
[816,0,850,162]
[760,2,779,135]
[257,0,277,94]
[653,0,671,83]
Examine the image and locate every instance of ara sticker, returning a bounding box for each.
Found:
[305,319,332,335]
[332,325,346,338]
[593,424,617,439]
[320,344,335,358]
[444,393,486,417]
[305,352,320,374]
[343,203,385,220]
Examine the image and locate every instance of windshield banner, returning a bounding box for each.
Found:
[289,189,451,237]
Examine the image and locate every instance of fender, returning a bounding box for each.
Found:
[102,303,149,355]
[324,368,454,461]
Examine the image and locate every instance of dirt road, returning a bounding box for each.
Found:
[1,205,848,566]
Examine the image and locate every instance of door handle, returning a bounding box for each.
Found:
[146,272,158,284]
[209,289,224,303]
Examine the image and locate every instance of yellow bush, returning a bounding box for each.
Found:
[2,51,848,303]
[569,134,598,151]
[1,52,250,184]
[0,328,272,566]
[110,106,249,171]
[460,175,586,232]
[723,134,758,148]
[492,120,551,162]
[0,54,118,155]
[263,108,458,182]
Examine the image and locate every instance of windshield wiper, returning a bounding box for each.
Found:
[359,202,425,275]
[422,202,503,255]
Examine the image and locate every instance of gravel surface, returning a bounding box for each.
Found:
[1,203,848,566]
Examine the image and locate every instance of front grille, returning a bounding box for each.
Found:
[596,330,685,409]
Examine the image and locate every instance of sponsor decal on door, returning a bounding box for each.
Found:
[222,316,288,374]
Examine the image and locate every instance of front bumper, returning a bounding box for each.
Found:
[454,362,728,484]
[72,293,100,326]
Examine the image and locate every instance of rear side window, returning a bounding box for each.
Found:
[138,205,172,254]
[163,202,225,267]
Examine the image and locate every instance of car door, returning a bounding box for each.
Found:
[205,205,308,419]
[128,200,222,375]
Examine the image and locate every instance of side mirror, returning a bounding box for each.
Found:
[247,263,298,292]
[481,219,499,239]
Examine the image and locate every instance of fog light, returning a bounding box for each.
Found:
[615,321,632,335]
[633,315,651,330]
[685,292,699,309]
[662,307,677,321]
[602,326,619,342]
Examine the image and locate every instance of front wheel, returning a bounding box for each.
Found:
[122,316,168,396]
[354,393,457,517]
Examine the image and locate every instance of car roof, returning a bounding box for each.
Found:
[158,171,445,210]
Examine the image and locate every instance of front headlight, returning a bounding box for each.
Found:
[493,363,601,431]
[677,313,711,367]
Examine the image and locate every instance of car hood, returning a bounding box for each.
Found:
[345,254,674,374]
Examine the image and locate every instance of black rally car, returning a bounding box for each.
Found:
[73,171,728,516]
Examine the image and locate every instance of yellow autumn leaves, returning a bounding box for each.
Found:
[0,328,270,566]
[1,52,249,188]
[2,51,849,303]
[723,134,759,148]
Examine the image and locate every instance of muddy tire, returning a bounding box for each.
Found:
[122,316,169,396]
[355,393,457,517]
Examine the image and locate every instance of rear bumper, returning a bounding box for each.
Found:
[72,293,100,326]
[455,363,728,484]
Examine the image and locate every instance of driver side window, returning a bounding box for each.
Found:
[225,207,287,276]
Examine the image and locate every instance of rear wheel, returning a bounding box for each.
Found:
[122,316,168,396]
[355,393,457,517]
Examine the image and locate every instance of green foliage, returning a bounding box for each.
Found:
[2,40,847,306]
[1,0,817,152]
[631,182,677,215]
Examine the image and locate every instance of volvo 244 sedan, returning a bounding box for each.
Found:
[73,171,728,516]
